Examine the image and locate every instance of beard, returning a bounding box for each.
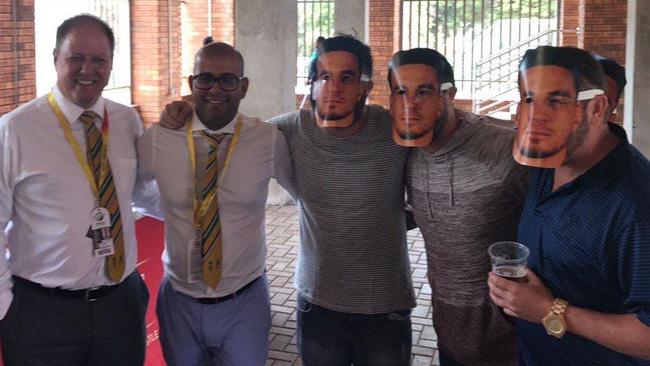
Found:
[565,112,590,159]
[397,128,431,140]
[519,142,566,159]
[518,114,590,160]
[316,109,352,121]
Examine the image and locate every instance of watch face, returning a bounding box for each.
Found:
[547,318,563,333]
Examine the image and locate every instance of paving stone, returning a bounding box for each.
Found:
[269,335,292,351]
[412,355,434,366]
[265,204,436,365]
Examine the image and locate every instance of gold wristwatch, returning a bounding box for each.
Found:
[542,298,569,338]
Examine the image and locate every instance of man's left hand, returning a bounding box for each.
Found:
[488,269,555,323]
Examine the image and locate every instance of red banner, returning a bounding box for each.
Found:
[135,216,167,366]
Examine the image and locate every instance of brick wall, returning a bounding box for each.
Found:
[131,0,182,127]
[0,0,35,116]
[367,0,400,108]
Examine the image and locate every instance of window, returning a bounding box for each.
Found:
[35,0,132,105]
[296,0,335,95]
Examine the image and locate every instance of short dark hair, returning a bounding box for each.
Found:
[387,48,455,91]
[593,54,626,98]
[307,34,373,83]
[203,36,214,46]
[518,46,606,93]
[56,14,115,55]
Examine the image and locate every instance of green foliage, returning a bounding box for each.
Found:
[404,0,558,36]
[298,1,335,57]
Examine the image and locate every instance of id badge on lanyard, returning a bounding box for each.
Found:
[47,93,115,258]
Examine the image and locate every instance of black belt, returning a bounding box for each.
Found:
[13,276,122,302]
[196,276,260,305]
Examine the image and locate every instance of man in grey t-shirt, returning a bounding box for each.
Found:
[269,35,414,366]
[390,48,529,366]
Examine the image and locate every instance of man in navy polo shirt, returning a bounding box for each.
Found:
[488,46,650,365]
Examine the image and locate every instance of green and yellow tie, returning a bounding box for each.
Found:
[199,131,226,289]
[80,110,125,283]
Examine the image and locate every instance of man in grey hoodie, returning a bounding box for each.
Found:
[389,48,529,366]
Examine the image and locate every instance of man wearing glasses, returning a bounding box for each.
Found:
[159,35,414,365]
[138,42,294,365]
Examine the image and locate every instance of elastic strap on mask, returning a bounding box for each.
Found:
[576,88,604,101]
[441,82,453,91]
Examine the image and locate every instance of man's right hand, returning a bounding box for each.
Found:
[159,100,193,130]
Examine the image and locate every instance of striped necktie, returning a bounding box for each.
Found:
[79,110,125,283]
[199,131,226,289]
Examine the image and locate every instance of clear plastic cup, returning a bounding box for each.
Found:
[488,241,530,282]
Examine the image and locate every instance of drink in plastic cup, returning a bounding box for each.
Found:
[488,241,530,282]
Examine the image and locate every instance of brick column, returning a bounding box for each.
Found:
[560,0,580,47]
[583,0,627,121]
[0,0,35,116]
[582,0,627,64]
[130,0,182,126]
[367,0,400,108]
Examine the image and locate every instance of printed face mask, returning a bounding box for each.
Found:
[513,65,603,168]
[311,51,364,128]
[389,64,445,147]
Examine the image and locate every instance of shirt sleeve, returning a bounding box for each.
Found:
[0,119,15,320]
[617,220,650,327]
[270,124,296,199]
[134,123,164,220]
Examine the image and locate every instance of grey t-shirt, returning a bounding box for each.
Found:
[407,109,529,366]
[270,105,416,314]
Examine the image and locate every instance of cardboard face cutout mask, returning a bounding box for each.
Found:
[513,65,603,168]
[311,51,365,128]
[389,64,445,147]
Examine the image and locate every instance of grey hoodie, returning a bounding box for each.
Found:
[407,109,530,366]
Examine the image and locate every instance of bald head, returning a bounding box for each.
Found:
[190,41,248,131]
[194,42,244,76]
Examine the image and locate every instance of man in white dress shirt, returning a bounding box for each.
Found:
[138,42,294,365]
[0,15,148,365]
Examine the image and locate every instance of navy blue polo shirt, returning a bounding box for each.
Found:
[517,123,650,366]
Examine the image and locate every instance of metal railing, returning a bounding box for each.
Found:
[472,28,578,117]
[296,0,335,94]
[401,0,561,114]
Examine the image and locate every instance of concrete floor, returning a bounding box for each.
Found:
[264,204,439,366]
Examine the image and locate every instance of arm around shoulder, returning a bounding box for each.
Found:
[271,124,296,198]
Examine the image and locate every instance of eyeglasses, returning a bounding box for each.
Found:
[193,73,245,91]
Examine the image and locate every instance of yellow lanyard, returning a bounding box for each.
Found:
[186,115,243,225]
[47,93,109,198]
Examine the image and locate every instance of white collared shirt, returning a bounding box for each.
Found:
[138,113,294,298]
[190,111,236,134]
[0,86,144,319]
